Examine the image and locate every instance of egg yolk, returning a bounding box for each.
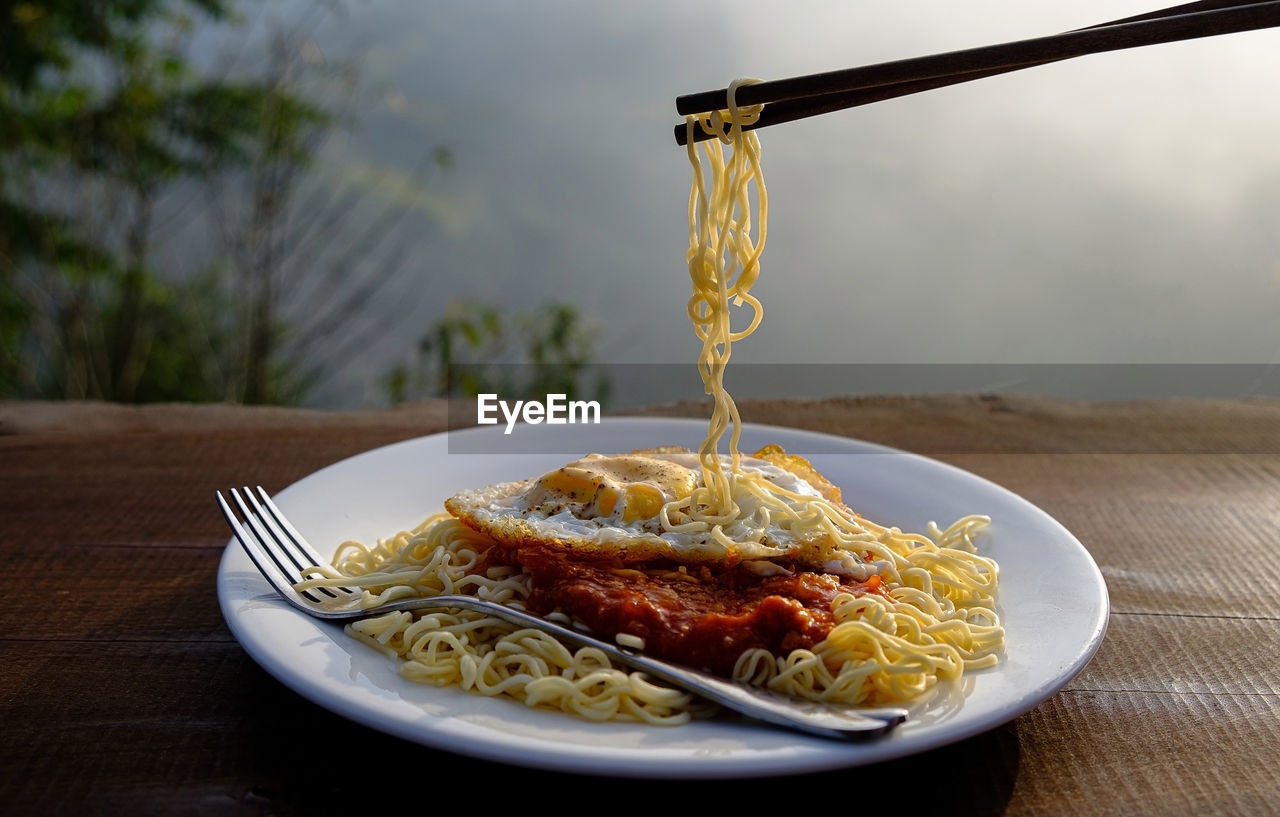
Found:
[533,454,695,523]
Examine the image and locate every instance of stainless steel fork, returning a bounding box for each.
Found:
[217,485,908,740]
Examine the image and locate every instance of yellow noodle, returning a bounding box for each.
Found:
[300,515,702,724]
[296,80,1004,723]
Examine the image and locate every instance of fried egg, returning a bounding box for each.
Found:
[444,445,879,578]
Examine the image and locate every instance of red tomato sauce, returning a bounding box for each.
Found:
[489,545,884,676]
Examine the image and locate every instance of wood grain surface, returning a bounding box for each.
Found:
[2,395,1277,815]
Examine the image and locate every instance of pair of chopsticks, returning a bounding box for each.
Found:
[674,0,1280,145]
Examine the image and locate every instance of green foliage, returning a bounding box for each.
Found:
[0,0,334,403]
[385,299,611,407]
[3,1,565,408]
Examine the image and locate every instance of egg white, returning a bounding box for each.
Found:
[444,448,878,577]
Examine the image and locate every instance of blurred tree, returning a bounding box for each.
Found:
[384,299,611,407]
[1,0,454,405]
[204,20,454,405]
[0,0,330,401]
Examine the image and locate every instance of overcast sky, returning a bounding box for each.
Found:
[288,0,1280,407]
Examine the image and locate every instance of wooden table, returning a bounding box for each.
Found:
[3,394,1278,814]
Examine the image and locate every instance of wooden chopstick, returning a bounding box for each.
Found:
[674,0,1280,145]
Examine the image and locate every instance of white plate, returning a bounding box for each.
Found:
[217,417,1108,778]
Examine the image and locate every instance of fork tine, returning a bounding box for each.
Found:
[238,487,311,577]
[251,487,330,571]
[243,487,354,600]
[217,489,311,605]
[226,488,340,602]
